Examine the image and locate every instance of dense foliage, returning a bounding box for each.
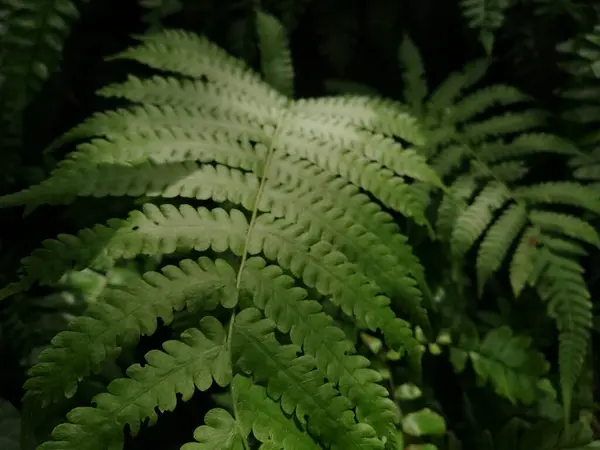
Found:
[1,1,599,449]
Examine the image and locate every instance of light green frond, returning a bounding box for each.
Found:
[233,308,384,450]
[39,317,231,450]
[3,205,420,355]
[97,74,283,112]
[290,96,423,143]
[240,258,400,445]
[110,29,284,105]
[256,10,295,97]
[477,203,528,294]
[23,257,237,406]
[0,158,428,326]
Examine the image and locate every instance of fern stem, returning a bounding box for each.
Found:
[227,111,286,448]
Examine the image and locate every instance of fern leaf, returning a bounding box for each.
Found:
[510,227,543,297]
[529,211,600,248]
[0,0,81,121]
[445,85,530,125]
[463,110,547,142]
[436,176,479,239]
[290,96,424,144]
[235,376,322,450]
[23,257,236,406]
[536,254,593,420]
[110,29,284,105]
[4,206,420,355]
[181,408,245,450]
[460,0,512,55]
[241,258,400,445]
[398,35,428,115]
[450,182,510,258]
[39,317,230,450]
[450,326,550,404]
[513,182,600,214]
[477,203,528,294]
[426,58,490,116]
[256,10,295,97]
[233,308,384,450]
[0,161,428,326]
[479,133,581,163]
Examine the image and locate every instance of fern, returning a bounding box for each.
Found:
[558,24,600,190]
[460,0,513,55]
[0,0,82,127]
[0,13,445,449]
[450,326,552,405]
[395,35,598,421]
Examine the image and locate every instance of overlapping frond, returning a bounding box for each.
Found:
[0,18,439,449]
[38,316,231,450]
[233,308,384,450]
[394,36,597,420]
[450,326,551,404]
[557,25,600,190]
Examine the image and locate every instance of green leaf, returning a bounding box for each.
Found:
[452,326,550,404]
[402,408,446,437]
[181,409,244,450]
[396,383,422,400]
[256,10,295,97]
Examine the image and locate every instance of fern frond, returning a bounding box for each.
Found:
[184,376,324,450]
[0,0,81,123]
[426,58,491,117]
[0,159,428,325]
[23,257,237,406]
[233,308,384,450]
[38,316,230,450]
[450,326,551,404]
[240,258,401,444]
[181,407,245,450]
[110,29,284,105]
[394,36,597,419]
[513,182,600,213]
[7,204,418,349]
[476,203,528,293]
[256,10,295,97]
[1,25,442,448]
[460,0,512,55]
[536,253,593,418]
[398,35,427,115]
[233,376,322,450]
[450,181,509,258]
